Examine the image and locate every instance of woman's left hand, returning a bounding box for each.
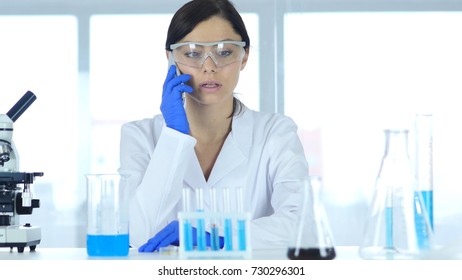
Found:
[138,220,224,252]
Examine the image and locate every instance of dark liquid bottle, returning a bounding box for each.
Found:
[287,247,336,260]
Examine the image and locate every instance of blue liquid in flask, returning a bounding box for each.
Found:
[87,234,129,256]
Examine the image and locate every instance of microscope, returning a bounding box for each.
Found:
[0,91,43,252]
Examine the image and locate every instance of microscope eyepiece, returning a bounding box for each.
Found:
[6,91,37,123]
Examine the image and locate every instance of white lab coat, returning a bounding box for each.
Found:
[118,107,309,250]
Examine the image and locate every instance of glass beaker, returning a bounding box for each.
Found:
[86,174,130,257]
[359,129,433,259]
[287,177,336,260]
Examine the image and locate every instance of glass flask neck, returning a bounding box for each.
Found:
[384,129,409,157]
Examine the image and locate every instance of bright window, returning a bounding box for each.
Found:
[285,12,462,244]
[0,15,79,246]
[89,13,259,173]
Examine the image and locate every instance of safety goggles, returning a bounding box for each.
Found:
[170,41,246,68]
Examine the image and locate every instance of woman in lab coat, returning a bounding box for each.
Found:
[118,0,309,252]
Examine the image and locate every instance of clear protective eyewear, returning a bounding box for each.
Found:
[170,41,246,69]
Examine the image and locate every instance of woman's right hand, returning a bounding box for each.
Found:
[160,65,193,134]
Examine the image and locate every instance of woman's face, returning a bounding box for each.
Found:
[173,16,248,107]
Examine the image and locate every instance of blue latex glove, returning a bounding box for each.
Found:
[160,65,193,135]
[138,220,224,252]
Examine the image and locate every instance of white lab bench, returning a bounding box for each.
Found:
[1,245,461,260]
[0,246,361,260]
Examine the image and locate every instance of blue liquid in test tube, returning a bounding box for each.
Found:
[210,187,220,251]
[196,188,206,251]
[182,187,193,251]
[414,113,434,249]
[224,219,233,251]
[183,221,193,251]
[414,190,432,249]
[196,210,206,250]
[211,226,220,251]
[223,187,233,251]
[236,187,247,251]
[419,190,433,228]
[237,220,247,251]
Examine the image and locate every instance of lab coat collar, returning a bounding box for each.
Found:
[207,108,253,186]
[230,108,253,157]
[183,108,253,189]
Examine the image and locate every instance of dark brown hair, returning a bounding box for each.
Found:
[166,0,250,51]
[166,0,250,116]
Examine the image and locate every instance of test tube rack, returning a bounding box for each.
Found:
[178,211,251,259]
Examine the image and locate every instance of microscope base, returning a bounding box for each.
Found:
[0,224,41,252]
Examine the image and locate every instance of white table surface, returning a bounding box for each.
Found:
[2,245,460,260]
[0,246,362,260]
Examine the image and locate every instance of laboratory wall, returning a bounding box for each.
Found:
[1,0,462,248]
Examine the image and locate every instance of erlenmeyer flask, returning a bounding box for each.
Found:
[359,129,433,259]
[287,177,336,260]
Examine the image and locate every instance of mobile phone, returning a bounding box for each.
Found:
[168,51,186,101]
[168,52,181,76]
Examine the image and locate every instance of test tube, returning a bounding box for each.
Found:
[414,113,434,248]
[210,187,220,251]
[182,187,193,251]
[236,186,247,251]
[195,187,206,251]
[414,114,433,222]
[223,187,233,251]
